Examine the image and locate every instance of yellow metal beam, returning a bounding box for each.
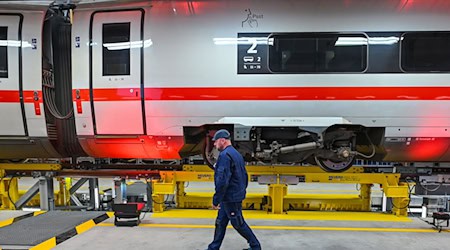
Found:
[183,165,364,174]
[0,163,61,171]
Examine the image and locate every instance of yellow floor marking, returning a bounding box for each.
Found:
[33,211,46,216]
[76,220,96,234]
[29,237,56,250]
[76,213,112,234]
[0,218,14,228]
[0,211,46,228]
[97,223,447,233]
[150,210,411,222]
[99,223,213,229]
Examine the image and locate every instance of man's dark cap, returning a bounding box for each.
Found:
[212,129,231,141]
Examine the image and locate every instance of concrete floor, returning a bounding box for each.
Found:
[9,178,449,249]
[2,209,449,249]
[53,211,450,250]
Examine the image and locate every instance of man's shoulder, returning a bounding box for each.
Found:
[218,147,236,160]
[224,146,241,157]
[218,149,229,158]
[223,146,245,166]
[224,145,237,153]
[217,150,231,163]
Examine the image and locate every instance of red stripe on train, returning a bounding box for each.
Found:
[73,86,450,101]
[0,90,20,102]
[0,90,43,103]
[2,87,450,103]
[143,86,450,100]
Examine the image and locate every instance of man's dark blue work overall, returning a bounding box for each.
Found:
[207,145,261,250]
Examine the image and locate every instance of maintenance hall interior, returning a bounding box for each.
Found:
[1,0,450,249]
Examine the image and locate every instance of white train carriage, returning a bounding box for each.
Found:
[1,0,450,171]
[0,4,66,159]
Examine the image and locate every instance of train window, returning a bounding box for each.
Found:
[0,26,7,78]
[269,33,367,73]
[401,32,450,72]
[102,22,130,76]
[366,32,402,73]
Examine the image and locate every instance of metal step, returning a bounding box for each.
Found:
[0,211,108,249]
[0,211,37,228]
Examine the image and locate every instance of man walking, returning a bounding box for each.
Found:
[207,129,261,250]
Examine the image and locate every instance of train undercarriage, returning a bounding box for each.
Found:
[0,124,385,173]
[182,124,385,172]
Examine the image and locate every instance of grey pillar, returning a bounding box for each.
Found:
[39,176,54,210]
[114,178,127,204]
[146,179,152,212]
[89,178,100,210]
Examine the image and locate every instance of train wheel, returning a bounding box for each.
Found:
[314,156,355,172]
[203,135,219,170]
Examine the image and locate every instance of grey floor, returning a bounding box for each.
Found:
[0,211,106,247]
[53,214,450,250]
[55,228,450,250]
[9,179,450,249]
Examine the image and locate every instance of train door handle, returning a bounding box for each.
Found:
[76,89,83,114]
[33,91,41,115]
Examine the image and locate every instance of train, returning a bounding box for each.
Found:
[1,0,450,172]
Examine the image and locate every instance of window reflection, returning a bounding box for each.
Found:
[0,27,8,78]
[102,23,130,76]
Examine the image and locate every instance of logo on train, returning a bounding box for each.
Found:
[242,9,263,28]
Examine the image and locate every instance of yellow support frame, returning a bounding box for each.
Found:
[0,163,409,216]
[0,164,71,210]
[0,163,61,171]
[0,170,19,210]
[152,165,410,216]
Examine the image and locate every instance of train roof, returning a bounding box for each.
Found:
[72,0,450,14]
[2,0,450,15]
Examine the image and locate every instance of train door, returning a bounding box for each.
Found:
[90,10,144,135]
[0,14,26,136]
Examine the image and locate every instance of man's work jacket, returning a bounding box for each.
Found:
[213,145,248,206]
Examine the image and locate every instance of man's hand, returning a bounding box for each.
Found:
[212,204,221,210]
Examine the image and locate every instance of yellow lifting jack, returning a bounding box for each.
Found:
[152,165,410,216]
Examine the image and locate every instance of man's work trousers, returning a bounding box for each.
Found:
[207,202,261,250]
